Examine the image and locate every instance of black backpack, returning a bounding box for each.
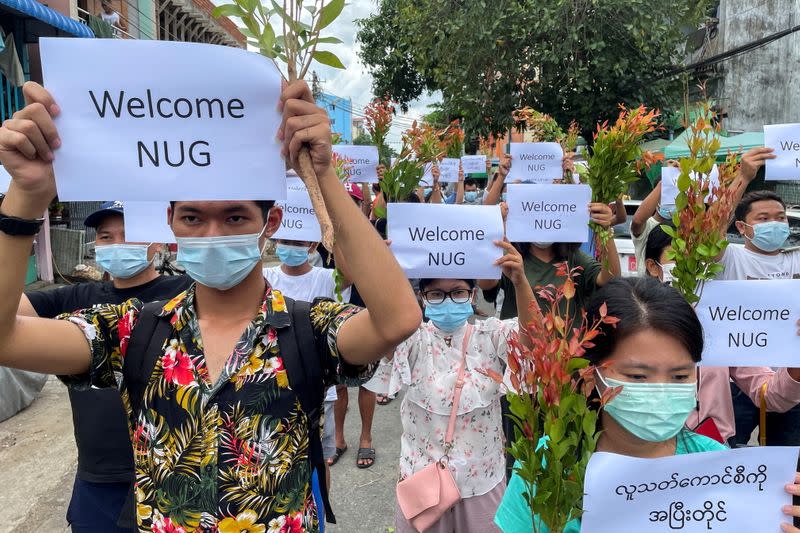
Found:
[117,297,335,528]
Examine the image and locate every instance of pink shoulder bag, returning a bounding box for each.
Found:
[396,324,473,532]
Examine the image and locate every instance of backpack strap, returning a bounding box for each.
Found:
[277,296,335,524]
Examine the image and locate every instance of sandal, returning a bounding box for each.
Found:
[376,394,393,405]
[326,446,347,466]
[357,447,376,469]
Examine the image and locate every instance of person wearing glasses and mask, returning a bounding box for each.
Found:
[389,241,537,533]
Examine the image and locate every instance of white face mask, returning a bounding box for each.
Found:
[657,261,676,285]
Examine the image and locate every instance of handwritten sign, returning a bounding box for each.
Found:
[661,165,719,205]
[582,446,799,533]
[272,176,321,242]
[0,165,10,193]
[387,203,503,279]
[41,38,284,201]
[507,142,563,183]
[695,280,800,367]
[332,145,379,183]
[124,201,175,243]
[420,162,434,186]
[461,155,487,176]
[439,158,461,183]
[765,123,800,181]
[505,184,591,243]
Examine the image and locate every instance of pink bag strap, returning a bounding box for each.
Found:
[443,323,473,453]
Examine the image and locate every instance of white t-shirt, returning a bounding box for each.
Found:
[718,245,800,280]
[264,265,352,402]
[633,216,661,276]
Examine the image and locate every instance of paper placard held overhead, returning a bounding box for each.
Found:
[661,164,719,205]
[507,142,564,183]
[272,176,321,242]
[764,123,800,181]
[124,201,175,243]
[505,184,591,243]
[581,446,799,533]
[0,165,10,193]
[332,145,379,183]
[387,203,503,279]
[461,155,487,175]
[695,279,800,367]
[438,158,461,183]
[420,162,435,186]
[41,38,284,201]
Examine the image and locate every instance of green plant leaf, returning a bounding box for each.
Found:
[270,0,300,34]
[300,36,344,50]
[212,4,246,18]
[316,0,345,31]
[260,22,276,50]
[313,50,345,69]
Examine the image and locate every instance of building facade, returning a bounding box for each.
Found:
[317,92,353,143]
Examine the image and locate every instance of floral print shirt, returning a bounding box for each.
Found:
[59,283,371,533]
[387,318,517,498]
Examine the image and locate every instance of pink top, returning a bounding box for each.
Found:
[688,367,800,441]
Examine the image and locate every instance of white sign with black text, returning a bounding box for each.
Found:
[505,184,591,243]
[41,38,285,201]
[438,158,461,183]
[124,201,175,243]
[461,155,487,175]
[660,165,720,205]
[332,145,379,183]
[764,123,800,181]
[695,279,800,367]
[272,176,321,242]
[387,203,503,279]
[507,142,564,183]
[582,446,799,533]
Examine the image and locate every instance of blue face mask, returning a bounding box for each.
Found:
[464,191,478,202]
[95,244,152,279]
[424,300,473,332]
[746,221,790,252]
[598,373,697,442]
[658,204,676,220]
[176,232,265,291]
[276,243,310,267]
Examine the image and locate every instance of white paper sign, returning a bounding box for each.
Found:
[41,38,285,201]
[439,158,461,183]
[387,203,503,279]
[124,201,174,243]
[695,280,800,367]
[0,165,10,193]
[661,165,719,205]
[765,123,800,181]
[507,142,563,183]
[582,446,799,533]
[332,145,379,183]
[461,155,487,175]
[272,176,321,242]
[420,162,434,186]
[505,184,591,243]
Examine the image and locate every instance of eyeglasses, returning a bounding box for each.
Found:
[422,289,472,304]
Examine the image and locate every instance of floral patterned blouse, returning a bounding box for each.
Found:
[59,283,372,533]
[386,317,518,498]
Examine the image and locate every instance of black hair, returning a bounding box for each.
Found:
[464,178,478,188]
[418,278,476,293]
[644,224,673,263]
[735,190,785,222]
[513,241,581,262]
[585,277,703,364]
[169,200,275,222]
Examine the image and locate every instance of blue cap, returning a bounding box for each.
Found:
[84,201,124,228]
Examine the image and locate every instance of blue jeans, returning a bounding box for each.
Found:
[66,476,134,532]
[730,382,800,446]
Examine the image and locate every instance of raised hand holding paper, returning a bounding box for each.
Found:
[438,158,461,183]
[507,142,563,183]
[40,38,284,201]
[505,184,591,243]
[695,280,800,367]
[124,201,175,243]
[581,446,799,533]
[461,155,487,175]
[764,123,800,181]
[331,145,379,183]
[272,176,321,242]
[661,164,719,205]
[387,203,503,279]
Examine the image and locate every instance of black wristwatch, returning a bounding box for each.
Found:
[0,211,45,236]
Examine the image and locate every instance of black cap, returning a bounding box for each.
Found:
[84,201,124,228]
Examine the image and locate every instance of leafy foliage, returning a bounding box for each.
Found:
[356,0,710,139]
[364,97,396,166]
[402,120,446,164]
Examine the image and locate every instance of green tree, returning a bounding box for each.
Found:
[352,132,373,145]
[356,0,709,140]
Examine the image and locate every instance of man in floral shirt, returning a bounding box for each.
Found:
[0,80,421,532]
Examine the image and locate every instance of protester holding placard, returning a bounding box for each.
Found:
[0,80,422,532]
[631,164,677,276]
[644,226,800,445]
[391,241,538,533]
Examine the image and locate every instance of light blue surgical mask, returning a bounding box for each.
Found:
[598,373,697,442]
[95,244,152,279]
[176,231,265,291]
[464,191,478,202]
[658,204,676,220]
[424,300,473,332]
[745,221,790,252]
[276,243,311,267]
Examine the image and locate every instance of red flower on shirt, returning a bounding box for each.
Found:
[161,341,194,386]
[282,512,304,533]
[118,309,134,356]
